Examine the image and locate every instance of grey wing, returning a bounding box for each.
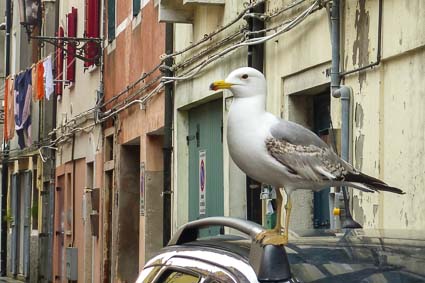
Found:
[270,119,329,148]
[268,120,352,182]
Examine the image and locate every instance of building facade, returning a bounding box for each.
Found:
[52,0,103,282]
[0,0,423,282]
[169,0,425,234]
[103,0,166,281]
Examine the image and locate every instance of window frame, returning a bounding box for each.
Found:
[107,0,116,42]
[156,267,201,283]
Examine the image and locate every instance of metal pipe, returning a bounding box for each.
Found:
[333,87,361,228]
[1,0,12,275]
[330,0,340,96]
[330,0,361,229]
[247,1,265,71]
[71,134,76,246]
[246,0,265,224]
[162,23,173,247]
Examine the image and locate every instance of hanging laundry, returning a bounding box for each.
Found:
[43,55,54,100]
[3,76,15,141]
[14,70,32,149]
[31,64,38,101]
[36,61,45,100]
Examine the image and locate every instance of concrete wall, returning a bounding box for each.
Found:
[265,2,332,230]
[341,0,425,229]
[264,0,425,230]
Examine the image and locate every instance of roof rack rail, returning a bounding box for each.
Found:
[168,216,292,283]
[168,216,265,245]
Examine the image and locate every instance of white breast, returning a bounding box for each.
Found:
[227,97,294,187]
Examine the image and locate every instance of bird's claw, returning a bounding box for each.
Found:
[255,230,288,246]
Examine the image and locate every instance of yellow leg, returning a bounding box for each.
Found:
[283,192,292,243]
[255,188,287,246]
[273,188,283,233]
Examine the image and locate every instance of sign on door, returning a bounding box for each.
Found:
[199,150,206,216]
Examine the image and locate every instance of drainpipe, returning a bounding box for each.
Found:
[1,0,12,275]
[162,23,173,246]
[71,134,76,246]
[246,1,265,223]
[330,0,340,96]
[247,2,265,71]
[331,0,361,229]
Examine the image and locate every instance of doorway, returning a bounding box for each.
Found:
[188,99,224,236]
[10,171,32,278]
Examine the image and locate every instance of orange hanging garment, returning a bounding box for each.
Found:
[31,64,38,101]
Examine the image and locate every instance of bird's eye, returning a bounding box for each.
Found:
[241,74,249,79]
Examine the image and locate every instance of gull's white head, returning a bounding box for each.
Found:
[210,67,266,98]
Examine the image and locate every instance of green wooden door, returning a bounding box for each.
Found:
[188,99,224,236]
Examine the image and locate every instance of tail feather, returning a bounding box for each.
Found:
[345,172,405,195]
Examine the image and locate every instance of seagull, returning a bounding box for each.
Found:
[210,67,404,245]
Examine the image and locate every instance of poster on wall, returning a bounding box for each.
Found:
[140,162,145,216]
[199,150,206,216]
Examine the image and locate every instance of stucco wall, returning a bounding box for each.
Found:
[56,0,103,164]
[264,0,425,230]
[173,0,249,233]
[342,0,425,229]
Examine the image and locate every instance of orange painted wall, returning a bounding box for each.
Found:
[54,157,102,282]
[104,1,166,130]
[103,0,166,276]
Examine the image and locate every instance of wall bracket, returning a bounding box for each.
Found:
[30,36,102,65]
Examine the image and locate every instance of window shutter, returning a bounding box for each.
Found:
[85,0,100,67]
[56,26,64,95]
[66,7,77,83]
[133,0,140,17]
[107,0,115,41]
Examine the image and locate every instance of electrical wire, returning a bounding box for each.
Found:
[164,0,320,81]
[266,0,308,19]
[1,0,324,159]
[35,0,266,137]
[161,0,265,61]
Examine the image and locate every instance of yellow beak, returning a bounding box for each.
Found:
[209,80,233,91]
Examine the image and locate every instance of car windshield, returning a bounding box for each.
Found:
[286,229,425,282]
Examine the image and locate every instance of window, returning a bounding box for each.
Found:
[66,7,77,83]
[137,267,161,283]
[84,0,100,67]
[158,270,200,283]
[107,0,116,41]
[133,0,141,17]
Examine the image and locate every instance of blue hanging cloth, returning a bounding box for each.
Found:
[14,69,32,149]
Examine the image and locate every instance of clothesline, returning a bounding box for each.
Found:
[11,52,56,79]
[8,52,77,88]
[3,53,56,148]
